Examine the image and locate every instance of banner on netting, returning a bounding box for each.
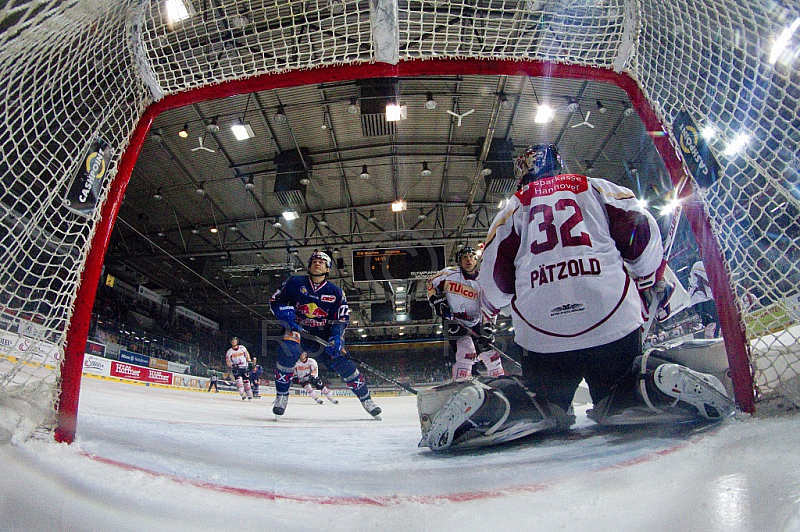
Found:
[65,136,113,217]
[673,111,720,189]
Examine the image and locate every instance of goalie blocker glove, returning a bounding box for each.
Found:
[637,275,676,322]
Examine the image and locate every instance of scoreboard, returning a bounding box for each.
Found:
[352,245,445,282]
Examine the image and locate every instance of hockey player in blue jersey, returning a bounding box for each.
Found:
[270,250,381,419]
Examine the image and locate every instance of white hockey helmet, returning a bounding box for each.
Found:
[308,249,332,270]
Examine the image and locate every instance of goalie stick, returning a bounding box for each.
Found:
[309,335,419,395]
[641,175,689,345]
[450,317,523,371]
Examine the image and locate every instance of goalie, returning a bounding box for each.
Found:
[418,144,735,451]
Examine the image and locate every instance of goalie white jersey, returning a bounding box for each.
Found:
[479,174,663,353]
[688,260,714,306]
[426,266,484,326]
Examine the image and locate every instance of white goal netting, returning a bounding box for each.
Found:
[1,0,798,441]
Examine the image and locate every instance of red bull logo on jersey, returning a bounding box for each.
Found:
[445,280,478,300]
[297,303,329,319]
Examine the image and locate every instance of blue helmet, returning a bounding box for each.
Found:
[514,144,563,189]
[308,249,332,270]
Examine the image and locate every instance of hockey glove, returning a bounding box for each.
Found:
[640,280,676,322]
[310,376,324,389]
[275,305,301,332]
[326,335,343,358]
[429,293,452,319]
[473,323,496,352]
[446,322,467,337]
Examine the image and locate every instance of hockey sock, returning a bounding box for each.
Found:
[236,377,244,396]
[479,350,504,377]
[243,380,252,398]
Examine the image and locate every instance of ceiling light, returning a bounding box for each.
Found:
[567,97,580,113]
[534,104,555,123]
[244,175,255,190]
[723,133,750,157]
[418,208,427,220]
[151,128,163,143]
[157,231,165,237]
[385,103,407,122]
[273,105,287,124]
[391,200,407,212]
[701,126,716,140]
[368,209,377,222]
[425,92,437,110]
[178,123,189,138]
[209,226,218,233]
[206,117,220,133]
[190,226,200,234]
[333,248,341,255]
[769,17,800,64]
[465,209,476,220]
[359,165,370,179]
[196,183,206,196]
[481,167,492,176]
[231,122,254,140]
[300,176,310,185]
[153,188,163,200]
[282,209,299,221]
[165,0,193,24]
[623,103,635,117]
[272,219,282,228]
[596,100,607,114]
[229,224,238,231]
[347,97,359,114]
[421,161,431,176]
[318,213,328,227]
[500,94,513,111]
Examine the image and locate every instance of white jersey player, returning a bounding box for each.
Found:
[225,337,253,400]
[427,247,504,380]
[293,353,338,404]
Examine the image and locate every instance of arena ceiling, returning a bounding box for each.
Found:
[105,72,690,340]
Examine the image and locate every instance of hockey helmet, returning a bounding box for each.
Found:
[514,144,563,188]
[307,249,332,270]
[230,336,239,344]
[455,246,477,265]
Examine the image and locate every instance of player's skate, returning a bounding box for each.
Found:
[418,378,561,451]
[272,394,288,416]
[315,397,324,404]
[328,397,338,404]
[360,397,382,419]
[651,363,736,420]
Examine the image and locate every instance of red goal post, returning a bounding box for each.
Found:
[1,0,796,444]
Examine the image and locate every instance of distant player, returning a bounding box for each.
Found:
[249,357,263,398]
[293,352,339,404]
[270,250,380,418]
[225,336,253,401]
[427,246,504,381]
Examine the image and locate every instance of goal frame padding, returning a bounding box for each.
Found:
[55,58,754,443]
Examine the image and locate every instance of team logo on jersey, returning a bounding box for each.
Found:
[321,295,336,302]
[297,303,329,319]
[445,280,478,299]
[549,303,585,317]
[300,286,308,295]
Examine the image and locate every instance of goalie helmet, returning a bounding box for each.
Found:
[514,144,563,189]
[307,249,332,270]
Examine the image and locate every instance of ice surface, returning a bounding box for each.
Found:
[1,377,799,531]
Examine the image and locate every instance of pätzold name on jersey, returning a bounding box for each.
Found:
[445,280,478,299]
[530,258,601,287]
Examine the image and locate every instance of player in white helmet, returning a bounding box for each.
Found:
[418,144,734,450]
[427,245,504,381]
[225,336,253,400]
[293,352,339,404]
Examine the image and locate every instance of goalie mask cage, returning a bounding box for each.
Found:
[1,0,798,443]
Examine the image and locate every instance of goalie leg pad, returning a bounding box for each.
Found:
[652,363,736,420]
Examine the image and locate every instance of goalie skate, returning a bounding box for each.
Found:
[418,379,558,451]
[652,364,736,420]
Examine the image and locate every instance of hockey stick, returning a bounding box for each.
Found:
[641,177,688,345]
[309,335,419,395]
[449,317,523,370]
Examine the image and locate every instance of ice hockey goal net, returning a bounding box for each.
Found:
[1,0,798,443]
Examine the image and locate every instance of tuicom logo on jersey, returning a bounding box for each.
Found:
[297,303,328,319]
[531,258,601,288]
[445,280,478,299]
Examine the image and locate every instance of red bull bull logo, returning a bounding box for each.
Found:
[297,303,329,319]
